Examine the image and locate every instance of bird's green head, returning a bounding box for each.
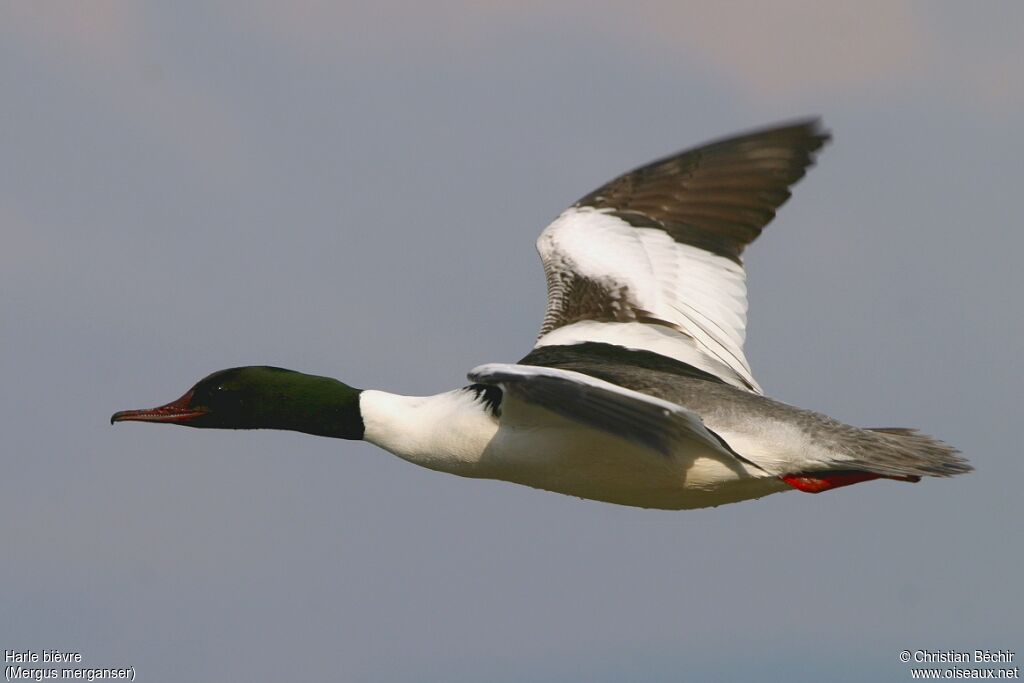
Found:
[111,366,364,439]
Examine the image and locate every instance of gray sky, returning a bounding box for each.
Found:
[2,2,1021,681]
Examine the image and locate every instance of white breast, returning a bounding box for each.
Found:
[360,389,498,474]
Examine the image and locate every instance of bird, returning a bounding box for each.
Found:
[111,119,971,510]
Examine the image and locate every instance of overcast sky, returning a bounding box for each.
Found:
[2,3,1021,681]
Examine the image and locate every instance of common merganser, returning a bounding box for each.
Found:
[112,120,971,509]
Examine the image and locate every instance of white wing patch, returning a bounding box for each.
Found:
[535,207,760,393]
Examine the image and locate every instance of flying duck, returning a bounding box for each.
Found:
[112,120,971,509]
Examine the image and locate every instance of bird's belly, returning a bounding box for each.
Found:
[475,424,788,510]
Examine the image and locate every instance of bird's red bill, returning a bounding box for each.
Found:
[110,390,206,425]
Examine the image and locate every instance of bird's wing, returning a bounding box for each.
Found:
[535,120,830,393]
[468,363,739,459]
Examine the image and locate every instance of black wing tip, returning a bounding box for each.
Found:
[569,117,834,262]
[577,116,833,208]
[729,116,830,145]
[698,117,831,161]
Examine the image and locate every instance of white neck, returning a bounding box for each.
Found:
[359,389,498,474]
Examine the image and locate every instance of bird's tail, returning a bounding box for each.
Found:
[781,427,971,494]
[863,427,972,477]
